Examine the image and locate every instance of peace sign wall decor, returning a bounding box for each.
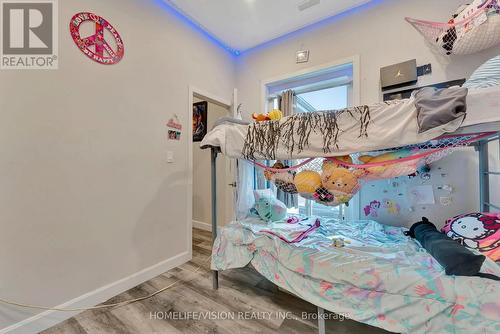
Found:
[70,12,124,65]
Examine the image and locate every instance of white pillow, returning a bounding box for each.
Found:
[464,54,500,89]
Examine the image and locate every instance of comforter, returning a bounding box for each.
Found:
[201,87,468,160]
[212,218,500,334]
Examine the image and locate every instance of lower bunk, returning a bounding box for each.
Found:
[211,218,500,334]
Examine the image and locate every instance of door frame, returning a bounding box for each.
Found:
[187,85,235,258]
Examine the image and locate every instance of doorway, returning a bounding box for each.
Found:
[188,87,236,258]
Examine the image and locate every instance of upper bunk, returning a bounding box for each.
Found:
[200,85,500,160]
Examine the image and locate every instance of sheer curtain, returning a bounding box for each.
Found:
[277,90,298,208]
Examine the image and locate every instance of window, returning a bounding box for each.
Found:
[258,62,355,219]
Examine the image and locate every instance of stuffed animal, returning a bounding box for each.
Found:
[251,191,288,222]
[358,149,415,177]
[294,170,322,194]
[313,187,335,204]
[321,164,364,205]
[323,156,353,173]
[359,149,414,164]
[252,109,283,122]
[252,113,270,122]
[264,161,287,181]
[272,172,298,194]
[442,212,500,261]
[268,109,283,121]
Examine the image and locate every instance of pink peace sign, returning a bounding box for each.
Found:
[70,12,124,65]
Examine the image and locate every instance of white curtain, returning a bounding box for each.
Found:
[277,90,298,208]
[235,159,255,221]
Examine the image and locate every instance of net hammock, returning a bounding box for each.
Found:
[250,132,496,208]
[406,0,500,56]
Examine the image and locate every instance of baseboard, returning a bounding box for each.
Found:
[0,251,191,334]
[192,220,213,232]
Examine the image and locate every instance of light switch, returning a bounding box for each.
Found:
[167,151,174,163]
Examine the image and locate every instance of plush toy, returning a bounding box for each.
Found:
[323,156,353,173]
[358,149,416,177]
[251,191,288,222]
[252,109,283,122]
[264,161,287,181]
[313,187,335,204]
[359,149,414,164]
[252,113,270,122]
[268,109,283,121]
[272,172,298,194]
[321,162,364,205]
[294,170,322,194]
[442,212,500,261]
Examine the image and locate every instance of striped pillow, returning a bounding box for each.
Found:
[464,55,500,89]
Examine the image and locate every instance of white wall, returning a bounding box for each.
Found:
[236,0,500,114]
[192,98,230,228]
[234,0,500,227]
[0,0,235,332]
[359,149,479,229]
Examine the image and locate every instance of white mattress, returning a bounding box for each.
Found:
[462,85,500,128]
[201,86,500,159]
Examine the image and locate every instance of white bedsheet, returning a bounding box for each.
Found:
[200,86,500,160]
[463,85,500,127]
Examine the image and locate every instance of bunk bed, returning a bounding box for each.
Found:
[201,85,500,334]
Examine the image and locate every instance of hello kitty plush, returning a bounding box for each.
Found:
[442,212,500,261]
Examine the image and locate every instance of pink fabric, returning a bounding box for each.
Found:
[261,219,321,244]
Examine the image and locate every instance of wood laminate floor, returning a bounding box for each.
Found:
[43,229,392,334]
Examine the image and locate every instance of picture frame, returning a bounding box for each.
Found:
[193,101,208,142]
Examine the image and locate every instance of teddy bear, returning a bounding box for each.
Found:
[321,158,364,204]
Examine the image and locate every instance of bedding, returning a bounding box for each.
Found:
[212,217,500,334]
[201,86,500,160]
[464,54,500,89]
[442,212,500,261]
[407,217,487,277]
[413,87,467,133]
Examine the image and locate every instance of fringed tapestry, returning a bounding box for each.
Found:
[242,105,372,160]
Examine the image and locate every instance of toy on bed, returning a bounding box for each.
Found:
[252,109,283,122]
[441,212,500,261]
[250,190,288,222]
[406,0,500,56]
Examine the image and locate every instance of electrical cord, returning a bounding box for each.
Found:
[0,256,211,312]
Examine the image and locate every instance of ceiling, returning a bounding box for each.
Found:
[163,0,373,54]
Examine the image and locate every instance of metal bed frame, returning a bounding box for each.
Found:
[208,126,500,334]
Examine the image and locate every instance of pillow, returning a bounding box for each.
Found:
[251,190,287,222]
[463,55,500,89]
[408,217,486,276]
[442,213,500,261]
[413,87,467,133]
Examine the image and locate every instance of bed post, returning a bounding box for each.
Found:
[318,307,326,334]
[211,147,219,290]
[478,139,490,213]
